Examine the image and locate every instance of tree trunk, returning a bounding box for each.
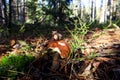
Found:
[8,0,12,31]
[2,0,8,25]
[17,0,19,21]
[0,0,3,23]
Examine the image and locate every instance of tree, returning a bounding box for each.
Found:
[9,0,12,29]
[40,0,70,25]
[0,0,4,23]
[0,0,8,24]
[26,0,39,23]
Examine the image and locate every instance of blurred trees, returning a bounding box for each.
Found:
[0,0,119,28]
[42,0,71,25]
[26,0,71,26]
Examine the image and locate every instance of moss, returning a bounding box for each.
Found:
[0,54,35,79]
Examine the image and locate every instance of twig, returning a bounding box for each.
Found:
[8,70,25,75]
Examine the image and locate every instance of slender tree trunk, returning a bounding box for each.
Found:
[79,0,81,19]
[8,0,12,31]
[17,0,19,21]
[0,0,3,23]
[94,0,96,21]
[91,0,93,21]
[23,0,25,23]
[20,0,25,23]
[2,0,8,25]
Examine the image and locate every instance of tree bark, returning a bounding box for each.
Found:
[8,0,12,31]
[2,0,8,25]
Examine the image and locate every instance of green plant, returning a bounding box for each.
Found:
[0,25,10,37]
[86,52,99,60]
[18,40,33,55]
[0,54,35,79]
[19,25,26,34]
[67,17,92,54]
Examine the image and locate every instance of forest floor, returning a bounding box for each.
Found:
[0,27,120,80]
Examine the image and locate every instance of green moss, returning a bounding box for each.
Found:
[0,54,35,79]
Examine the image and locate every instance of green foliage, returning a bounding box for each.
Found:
[26,0,72,26]
[86,52,99,60]
[67,17,92,53]
[26,0,38,12]
[0,54,35,79]
[26,0,46,23]
[19,25,26,34]
[46,0,71,25]
[17,40,33,55]
[0,25,10,37]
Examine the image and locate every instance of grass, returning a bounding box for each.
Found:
[67,17,93,59]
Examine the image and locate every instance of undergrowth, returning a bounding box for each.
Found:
[0,54,35,80]
[67,17,93,59]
